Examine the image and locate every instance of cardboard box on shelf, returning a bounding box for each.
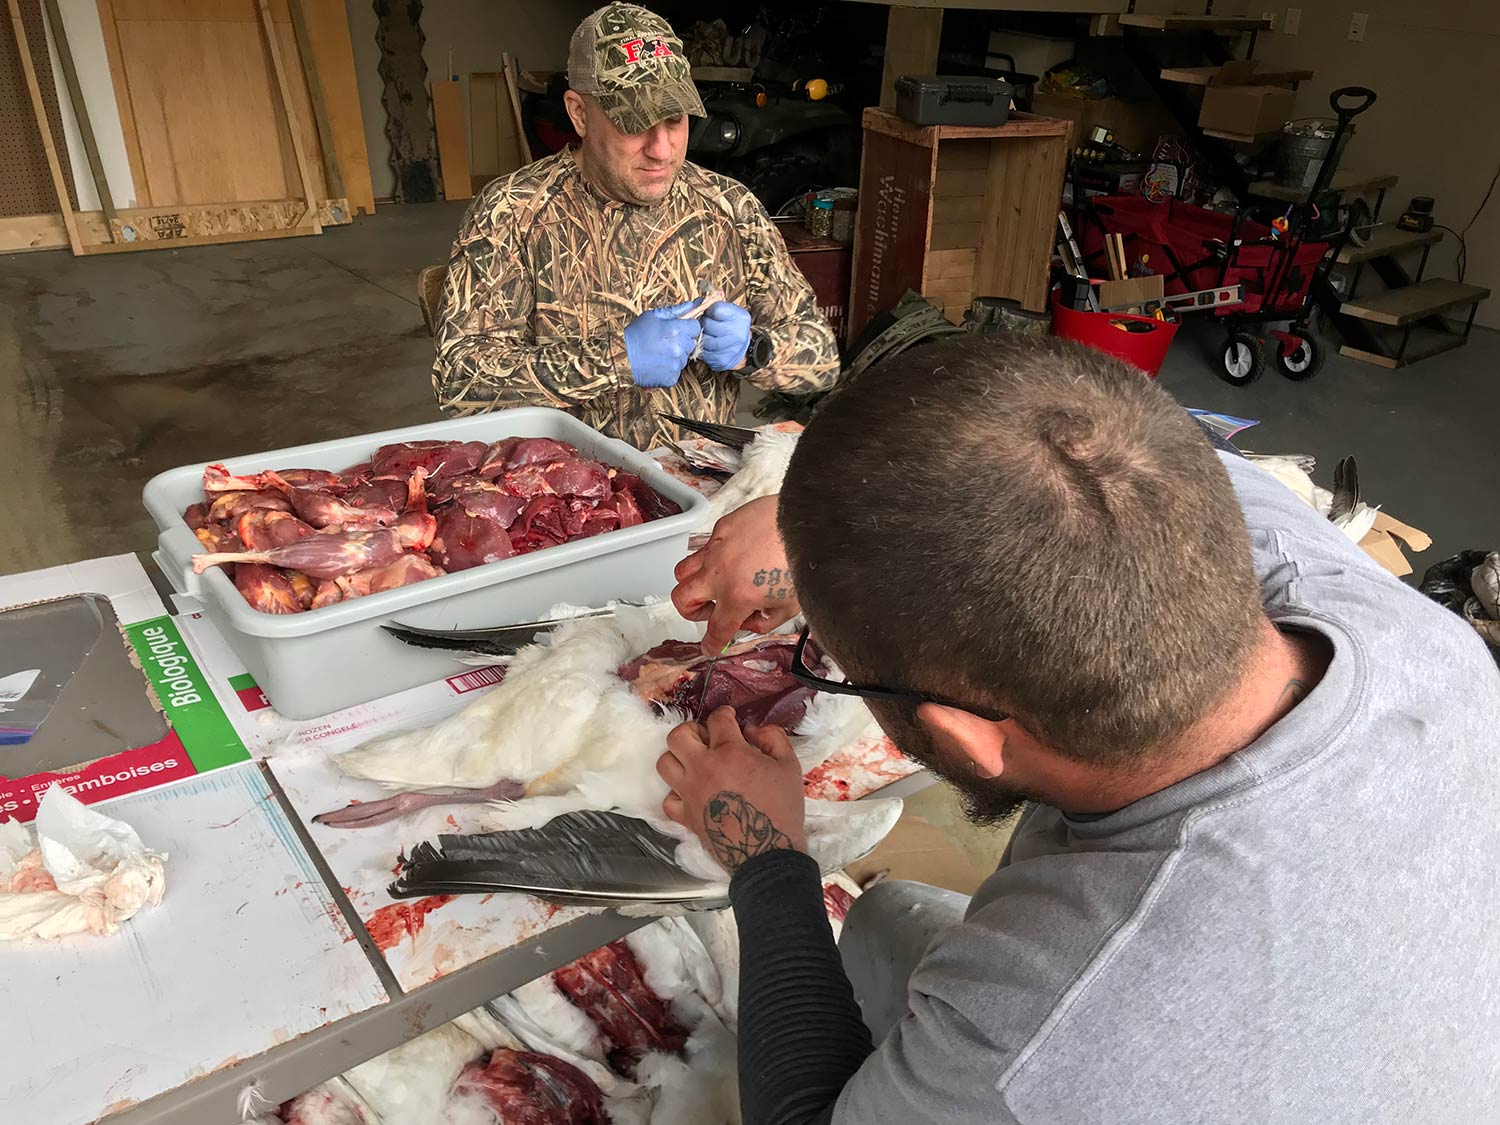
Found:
[1031,91,1180,154]
[1198,83,1296,139]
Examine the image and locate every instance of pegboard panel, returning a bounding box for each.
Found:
[0,0,80,217]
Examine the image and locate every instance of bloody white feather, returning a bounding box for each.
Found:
[278,1078,375,1125]
[486,978,630,1095]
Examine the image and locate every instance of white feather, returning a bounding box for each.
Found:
[452,1007,525,1053]
[333,619,632,789]
[487,978,635,1096]
[635,1002,741,1125]
[236,1082,275,1120]
[790,692,880,773]
[438,1091,502,1125]
[625,916,724,1015]
[702,430,799,528]
[682,909,741,1031]
[342,1023,483,1125]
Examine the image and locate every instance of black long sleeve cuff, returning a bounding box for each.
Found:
[730,849,875,1125]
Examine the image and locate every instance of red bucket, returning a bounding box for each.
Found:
[1050,290,1178,378]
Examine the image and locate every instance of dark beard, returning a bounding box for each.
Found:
[867,699,1033,828]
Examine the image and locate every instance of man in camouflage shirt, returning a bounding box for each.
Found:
[432,3,840,450]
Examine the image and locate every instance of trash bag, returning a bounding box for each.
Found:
[1419,551,1492,614]
[1472,552,1500,621]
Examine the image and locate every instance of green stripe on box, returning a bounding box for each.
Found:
[125,616,250,772]
[229,673,257,692]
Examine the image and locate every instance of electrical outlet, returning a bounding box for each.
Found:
[1348,12,1367,41]
[1284,7,1301,35]
[1262,9,1277,31]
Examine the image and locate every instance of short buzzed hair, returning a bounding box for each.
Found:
[779,335,1263,764]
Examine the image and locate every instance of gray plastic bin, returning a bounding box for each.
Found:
[142,408,708,719]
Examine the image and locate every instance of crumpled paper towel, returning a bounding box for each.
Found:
[0,784,166,941]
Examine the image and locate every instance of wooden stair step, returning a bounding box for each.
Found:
[1249,170,1398,202]
[1340,279,1490,326]
[1336,225,1443,265]
[1121,14,1271,31]
[1160,65,1313,87]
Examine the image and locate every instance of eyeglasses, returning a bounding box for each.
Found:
[789,625,1009,723]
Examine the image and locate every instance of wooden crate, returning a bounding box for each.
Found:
[849,108,1072,341]
[776,218,852,346]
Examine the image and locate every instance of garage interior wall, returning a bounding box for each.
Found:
[1254,0,1499,328]
[344,0,598,202]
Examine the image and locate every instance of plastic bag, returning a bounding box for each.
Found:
[0,785,166,941]
[1419,551,1493,614]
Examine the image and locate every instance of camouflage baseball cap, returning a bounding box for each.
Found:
[568,3,705,134]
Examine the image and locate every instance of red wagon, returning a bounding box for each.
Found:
[1080,86,1377,385]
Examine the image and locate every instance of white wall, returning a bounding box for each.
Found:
[1255,1,1500,328]
[345,0,598,200]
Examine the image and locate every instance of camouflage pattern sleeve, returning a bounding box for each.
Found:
[431,194,631,416]
[728,188,841,394]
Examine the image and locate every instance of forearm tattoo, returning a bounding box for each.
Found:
[704,791,794,871]
[753,566,796,603]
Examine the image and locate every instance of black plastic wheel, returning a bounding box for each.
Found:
[1274,329,1325,381]
[1220,333,1266,387]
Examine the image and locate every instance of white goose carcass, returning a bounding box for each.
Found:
[310,601,900,908]
[275,914,747,1124]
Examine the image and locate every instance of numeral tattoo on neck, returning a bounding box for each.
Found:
[704,791,793,871]
[1279,678,1309,709]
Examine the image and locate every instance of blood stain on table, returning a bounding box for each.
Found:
[363,895,455,952]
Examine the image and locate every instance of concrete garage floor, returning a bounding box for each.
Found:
[4,201,1496,877]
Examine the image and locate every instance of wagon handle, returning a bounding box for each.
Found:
[1330,87,1376,124]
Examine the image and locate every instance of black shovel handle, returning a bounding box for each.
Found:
[1330,86,1376,123]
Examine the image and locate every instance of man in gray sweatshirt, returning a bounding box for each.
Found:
[660,333,1500,1123]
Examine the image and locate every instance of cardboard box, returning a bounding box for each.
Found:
[1099,274,1165,314]
[845,813,989,897]
[1030,91,1181,154]
[0,555,250,822]
[1358,511,1433,578]
[1198,84,1296,138]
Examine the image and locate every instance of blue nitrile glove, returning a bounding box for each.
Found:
[698,301,753,371]
[624,300,704,388]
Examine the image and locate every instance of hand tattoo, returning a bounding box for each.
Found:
[703,791,793,871]
[752,568,795,603]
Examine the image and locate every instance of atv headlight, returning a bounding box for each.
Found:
[718,118,740,147]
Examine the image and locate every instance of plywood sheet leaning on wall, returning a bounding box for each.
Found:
[290,0,374,214]
[0,0,79,216]
[469,69,526,196]
[431,77,470,201]
[4,0,376,253]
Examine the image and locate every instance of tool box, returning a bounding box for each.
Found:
[894,75,1012,127]
[142,408,709,720]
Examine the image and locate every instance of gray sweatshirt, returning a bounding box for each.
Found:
[835,453,1500,1123]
